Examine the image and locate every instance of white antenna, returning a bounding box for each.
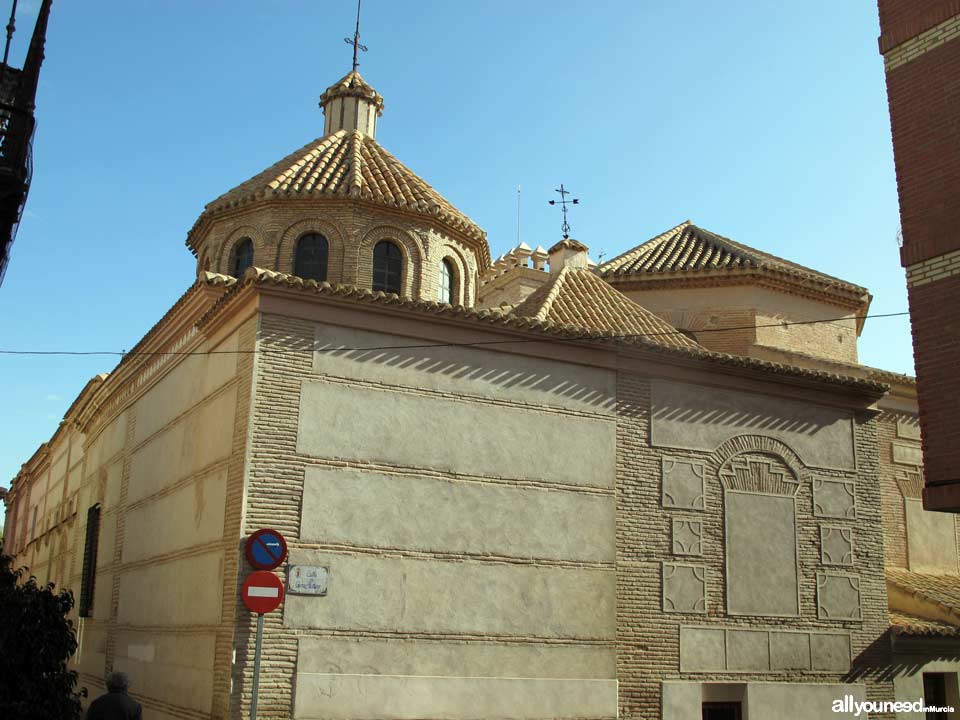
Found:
[516,184,522,246]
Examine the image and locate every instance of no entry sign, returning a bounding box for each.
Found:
[242,571,285,614]
[245,528,287,570]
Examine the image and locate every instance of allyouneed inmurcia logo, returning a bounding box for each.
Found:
[832,695,955,716]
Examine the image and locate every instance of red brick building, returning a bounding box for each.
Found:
[878,0,960,511]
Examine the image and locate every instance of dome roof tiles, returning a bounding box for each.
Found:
[188,129,486,252]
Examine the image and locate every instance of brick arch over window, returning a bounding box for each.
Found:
[436,244,473,306]
[216,226,263,276]
[708,434,809,487]
[355,225,424,298]
[711,435,806,618]
[275,218,347,282]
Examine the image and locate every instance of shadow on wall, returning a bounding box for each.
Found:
[651,403,823,436]
[846,630,960,683]
[313,336,617,413]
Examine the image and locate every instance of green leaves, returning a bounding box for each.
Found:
[0,552,86,719]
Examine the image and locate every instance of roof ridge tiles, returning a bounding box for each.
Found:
[187,130,487,255]
[190,267,888,396]
[599,220,868,297]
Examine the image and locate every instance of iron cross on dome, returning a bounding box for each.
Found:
[344,0,369,72]
[548,184,580,239]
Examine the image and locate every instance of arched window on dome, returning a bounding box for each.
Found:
[438,258,456,304]
[294,233,329,281]
[231,237,254,277]
[372,240,403,294]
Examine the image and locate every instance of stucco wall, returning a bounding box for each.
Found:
[877,410,960,574]
[8,320,256,720]
[238,315,619,720]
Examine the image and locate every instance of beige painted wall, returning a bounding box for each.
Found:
[662,681,868,720]
[298,380,614,486]
[650,379,856,470]
[5,325,247,720]
[892,660,960,719]
[242,313,619,719]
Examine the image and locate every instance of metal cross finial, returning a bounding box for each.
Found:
[547,184,580,239]
[344,0,368,72]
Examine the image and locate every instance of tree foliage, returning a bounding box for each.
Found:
[0,551,86,719]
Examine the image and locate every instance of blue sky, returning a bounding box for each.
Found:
[0,2,907,525]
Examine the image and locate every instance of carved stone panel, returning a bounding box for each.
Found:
[896,416,921,441]
[661,457,705,511]
[672,519,703,556]
[820,526,854,566]
[726,491,799,616]
[662,563,707,614]
[817,573,862,621]
[812,478,856,519]
[678,627,726,671]
[726,630,769,671]
[681,626,851,673]
[892,442,923,467]
[769,632,810,670]
[810,633,852,671]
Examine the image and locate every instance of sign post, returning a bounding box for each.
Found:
[251,612,264,720]
[242,530,287,720]
[242,570,284,719]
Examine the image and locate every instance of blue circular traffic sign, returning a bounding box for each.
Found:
[245,528,287,570]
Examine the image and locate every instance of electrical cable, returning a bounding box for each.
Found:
[0,311,911,358]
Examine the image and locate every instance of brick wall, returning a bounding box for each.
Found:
[198,200,482,306]
[908,275,960,487]
[232,311,620,719]
[879,0,960,506]
[615,373,895,718]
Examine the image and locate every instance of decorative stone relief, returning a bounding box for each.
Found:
[892,441,923,467]
[896,416,922,441]
[769,631,810,671]
[662,563,707,614]
[896,469,924,499]
[820,526,854,566]
[726,629,769,671]
[719,453,800,496]
[672,519,703,556]
[812,478,856,519]
[817,573,862,621]
[680,626,851,673]
[661,457,705,511]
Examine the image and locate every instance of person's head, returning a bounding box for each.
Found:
[105,671,129,694]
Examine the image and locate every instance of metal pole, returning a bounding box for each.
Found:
[250,613,264,719]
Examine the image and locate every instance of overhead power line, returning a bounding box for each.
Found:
[0,311,910,358]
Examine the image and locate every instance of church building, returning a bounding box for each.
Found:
[3,59,960,720]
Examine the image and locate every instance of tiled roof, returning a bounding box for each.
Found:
[319,70,384,111]
[197,267,888,396]
[599,220,869,296]
[192,129,485,246]
[511,267,701,350]
[887,567,960,614]
[890,611,960,637]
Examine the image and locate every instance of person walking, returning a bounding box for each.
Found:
[85,672,142,720]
